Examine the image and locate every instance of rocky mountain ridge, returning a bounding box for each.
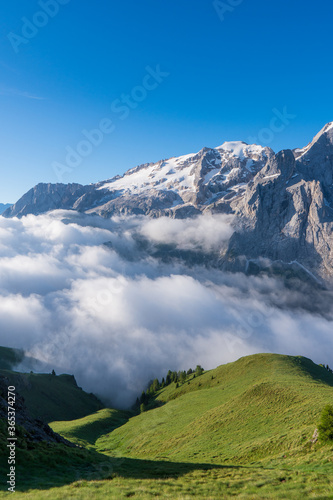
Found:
[3,122,333,281]
[0,203,12,215]
[3,141,274,219]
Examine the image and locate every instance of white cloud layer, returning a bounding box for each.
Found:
[0,210,332,407]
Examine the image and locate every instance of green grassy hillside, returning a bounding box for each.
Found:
[54,353,333,465]
[2,353,333,499]
[0,346,104,422]
[0,369,104,422]
[51,408,131,448]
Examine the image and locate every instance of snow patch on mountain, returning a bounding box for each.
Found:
[102,154,197,193]
[97,142,271,210]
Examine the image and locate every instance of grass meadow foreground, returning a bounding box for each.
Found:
[1,353,333,498]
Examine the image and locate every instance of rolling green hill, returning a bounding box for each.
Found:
[0,346,104,422]
[0,369,104,422]
[53,353,333,464]
[2,353,333,499]
[51,408,131,449]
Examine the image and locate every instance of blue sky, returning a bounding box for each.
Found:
[0,0,332,202]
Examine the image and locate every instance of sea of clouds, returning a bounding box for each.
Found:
[0,210,332,407]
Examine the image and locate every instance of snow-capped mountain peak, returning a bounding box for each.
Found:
[4,122,333,281]
[94,141,272,212]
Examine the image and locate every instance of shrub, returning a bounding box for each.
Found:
[318,404,333,441]
[140,403,146,413]
[195,365,204,376]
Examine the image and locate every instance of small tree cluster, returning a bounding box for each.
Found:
[165,370,188,386]
[133,364,204,411]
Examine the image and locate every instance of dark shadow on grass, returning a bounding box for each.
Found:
[293,356,333,388]
[4,446,242,493]
[109,456,234,479]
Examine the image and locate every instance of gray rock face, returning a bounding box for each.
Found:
[3,142,272,219]
[226,124,333,280]
[85,189,183,217]
[0,203,12,214]
[3,183,92,218]
[3,122,333,281]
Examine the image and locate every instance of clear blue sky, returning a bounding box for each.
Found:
[0,0,332,202]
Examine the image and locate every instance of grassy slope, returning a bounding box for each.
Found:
[0,346,104,422]
[0,369,104,422]
[2,353,333,499]
[0,419,116,494]
[93,353,333,464]
[51,408,130,448]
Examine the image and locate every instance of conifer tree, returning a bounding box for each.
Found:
[318,404,333,441]
[152,378,160,392]
[195,365,204,376]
